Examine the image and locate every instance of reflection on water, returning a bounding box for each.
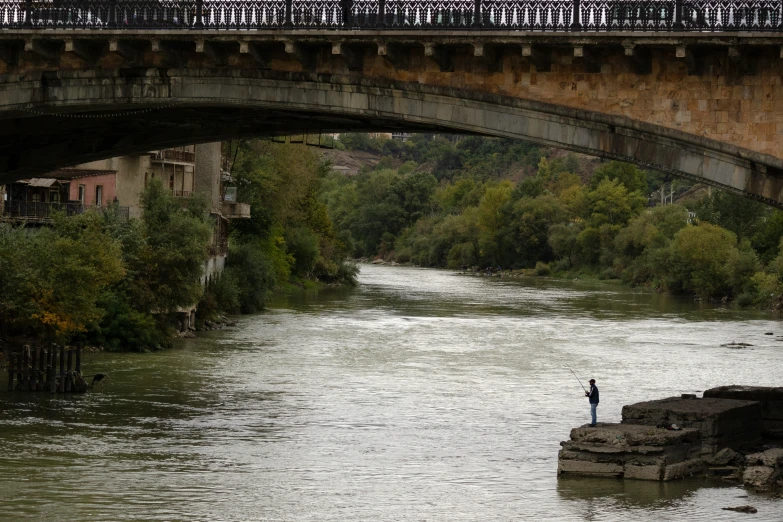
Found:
[1,264,782,521]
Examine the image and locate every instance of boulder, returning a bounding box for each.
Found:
[745,448,783,468]
[706,448,743,466]
[743,465,780,491]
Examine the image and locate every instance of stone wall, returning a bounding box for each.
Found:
[558,424,703,481]
[194,142,222,214]
[621,397,763,454]
[704,386,783,441]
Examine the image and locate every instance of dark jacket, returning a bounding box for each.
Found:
[587,384,599,404]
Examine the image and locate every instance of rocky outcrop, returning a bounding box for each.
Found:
[704,386,783,441]
[558,424,703,481]
[621,397,763,454]
[742,448,783,491]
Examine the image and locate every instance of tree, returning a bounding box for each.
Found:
[578,178,646,265]
[477,181,513,265]
[133,179,212,313]
[668,223,742,298]
[500,195,566,267]
[590,161,649,194]
[0,213,125,342]
[694,190,769,242]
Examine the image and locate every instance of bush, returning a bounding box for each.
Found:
[285,226,320,278]
[534,261,551,276]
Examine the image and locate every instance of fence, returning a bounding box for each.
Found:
[2,200,130,222]
[0,0,780,31]
[7,344,86,393]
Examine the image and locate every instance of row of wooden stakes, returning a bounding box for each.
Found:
[6,344,87,393]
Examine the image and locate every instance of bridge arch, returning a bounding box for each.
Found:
[2,69,783,206]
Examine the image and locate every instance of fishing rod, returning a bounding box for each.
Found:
[565,364,587,393]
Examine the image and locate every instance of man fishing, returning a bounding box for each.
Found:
[585,379,599,426]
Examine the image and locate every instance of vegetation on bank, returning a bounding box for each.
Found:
[198,140,357,319]
[0,181,212,351]
[0,142,356,351]
[321,133,783,308]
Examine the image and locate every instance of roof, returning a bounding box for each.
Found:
[27,178,60,187]
[47,169,117,180]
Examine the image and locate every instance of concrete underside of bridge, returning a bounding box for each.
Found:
[0,30,782,205]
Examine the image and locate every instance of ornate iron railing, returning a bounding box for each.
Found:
[0,0,781,30]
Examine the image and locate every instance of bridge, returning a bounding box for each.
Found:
[1,1,783,205]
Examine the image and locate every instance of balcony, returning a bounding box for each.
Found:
[2,201,129,223]
[221,201,251,219]
[172,190,192,198]
[151,149,196,164]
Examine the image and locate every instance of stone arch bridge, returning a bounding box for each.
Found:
[1,0,783,204]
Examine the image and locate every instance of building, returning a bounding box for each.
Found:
[2,142,250,330]
[2,169,129,224]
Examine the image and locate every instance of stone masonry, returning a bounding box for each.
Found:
[704,386,783,441]
[1,30,783,205]
[621,396,763,455]
[558,424,704,481]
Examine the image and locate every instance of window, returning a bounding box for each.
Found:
[31,193,40,203]
[96,185,103,207]
[50,190,60,203]
[144,172,148,187]
[169,174,175,191]
[78,185,85,204]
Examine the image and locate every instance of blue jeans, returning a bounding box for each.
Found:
[590,403,597,425]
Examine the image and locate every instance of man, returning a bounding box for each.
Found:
[585,378,599,426]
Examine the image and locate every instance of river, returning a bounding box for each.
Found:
[1,264,782,521]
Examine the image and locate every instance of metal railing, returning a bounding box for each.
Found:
[0,0,780,31]
[151,149,196,163]
[1,200,130,221]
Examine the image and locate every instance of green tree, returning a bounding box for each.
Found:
[694,190,769,242]
[668,223,742,298]
[477,181,513,265]
[0,212,125,342]
[500,194,566,267]
[590,161,649,194]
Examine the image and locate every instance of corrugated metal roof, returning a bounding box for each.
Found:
[27,178,58,187]
[47,169,117,179]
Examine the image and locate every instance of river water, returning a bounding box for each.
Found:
[2,264,783,521]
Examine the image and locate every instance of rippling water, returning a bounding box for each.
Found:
[2,264,783,520]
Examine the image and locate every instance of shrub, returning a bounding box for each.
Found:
[534,261,552,276]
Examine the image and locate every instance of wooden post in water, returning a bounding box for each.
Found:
[7,352,13,391]
[64,349,73,393]
[30,346,38,391]
[48,345,57,394]
[38,346,46,391]
[16,350,23,390]
[58,345,65,393]
[75,344,81,376]
[23,346,30,391]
